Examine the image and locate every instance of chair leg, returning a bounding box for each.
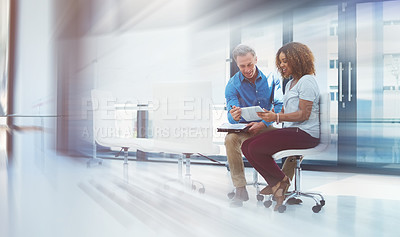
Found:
[86,142,103,167]
[185,153,191,180]
[164,153,205,193]
[113,147,129,165]
[263,156,325,213]
[178,154,183,178]
[123,147,129,165]
[295,156,302,191]
[184,153,205,193]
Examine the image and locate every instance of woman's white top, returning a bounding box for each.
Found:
[283,75,320,138]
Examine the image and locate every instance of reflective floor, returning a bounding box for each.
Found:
[1,133,400,237]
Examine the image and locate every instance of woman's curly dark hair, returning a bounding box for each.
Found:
[275,42,315,79]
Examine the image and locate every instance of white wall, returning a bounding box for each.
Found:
[13,0,56,155]
[14,0,54,116]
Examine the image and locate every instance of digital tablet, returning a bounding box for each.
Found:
[241,106,264,122]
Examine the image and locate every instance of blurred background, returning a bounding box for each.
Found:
[1,0,400,237]
[2,0,399,172]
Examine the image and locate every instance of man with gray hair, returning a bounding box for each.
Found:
[225,44,293,207]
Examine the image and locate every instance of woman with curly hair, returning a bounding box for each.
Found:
[241,42,320,211]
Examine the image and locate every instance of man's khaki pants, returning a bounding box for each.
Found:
[225,126,297,188]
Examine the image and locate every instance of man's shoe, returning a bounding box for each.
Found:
[233,186,249,202]
[229,186,248,208]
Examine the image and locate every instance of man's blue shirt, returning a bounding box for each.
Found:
[225,67,283,127]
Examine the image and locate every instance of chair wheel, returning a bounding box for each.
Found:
[278,205,286,213]
[164,185,170,190]
[227,192,235,199]
[192,185,196,190]
[312,205,322,213]
[256,194,264,201]
[320,200,325,206]
[198,188,205,194]
[263,200,272,208]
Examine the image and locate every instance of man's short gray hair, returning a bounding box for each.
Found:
[232,44,256,62]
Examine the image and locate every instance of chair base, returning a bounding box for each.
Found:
[86,157,103,168]
[262,157,325,213]
[263,190,325,213]
[164,153,206,194]
[164,178,205,194]
[285,191,325,213]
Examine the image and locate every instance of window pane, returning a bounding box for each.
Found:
[241,18,282,75]
[356,1,400,165]
[294,5,338,162]
[330,59,335,69]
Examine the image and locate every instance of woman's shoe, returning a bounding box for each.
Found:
[273,176,290,211]
[260,185,273,195]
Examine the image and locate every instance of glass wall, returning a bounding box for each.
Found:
[241,18,282,77]
[293,5,338,162]
[0,0,10,167]
[0,0,9,116]
[356,1,400,166]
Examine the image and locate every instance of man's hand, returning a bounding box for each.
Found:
[257,109,277,123]
[246,121,267,135]
[230,105,242,121]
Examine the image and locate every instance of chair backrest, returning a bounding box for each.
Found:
[152,81,216,153]
[91,90,136,144]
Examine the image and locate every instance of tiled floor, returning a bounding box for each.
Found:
[1,133,400,237]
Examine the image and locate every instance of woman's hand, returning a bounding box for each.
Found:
[257,109,277,122]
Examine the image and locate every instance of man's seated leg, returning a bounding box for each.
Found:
[225,132,252,207]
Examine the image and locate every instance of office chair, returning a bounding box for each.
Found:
[152,81,220,193]
[90,90,154,167]
[265,93,330,213]
[91,82,219,192]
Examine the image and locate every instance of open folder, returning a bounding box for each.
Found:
[217,123,249,133]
